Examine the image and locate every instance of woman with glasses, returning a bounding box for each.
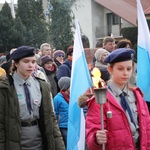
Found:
[57,46,73,81]
[53,50,65,68]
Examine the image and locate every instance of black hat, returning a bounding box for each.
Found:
[10,46,35,60]
[104,48,135,64]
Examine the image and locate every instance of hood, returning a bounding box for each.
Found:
[0,77,10,89]
[78,93,94,108]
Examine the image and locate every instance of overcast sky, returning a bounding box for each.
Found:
[0,0,17,4]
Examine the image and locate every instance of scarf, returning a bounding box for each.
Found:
[95,61,108,68]
[60,90,70,103]
[44,64,57,75]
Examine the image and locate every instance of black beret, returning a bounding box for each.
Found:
[10,46,35,60]
[104,48,135,64]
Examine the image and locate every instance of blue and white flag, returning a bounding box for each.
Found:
[136,0,150,102]
[67,19,92,150]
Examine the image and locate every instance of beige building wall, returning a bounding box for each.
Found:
[71,0,93,47]
[71,0,134,48]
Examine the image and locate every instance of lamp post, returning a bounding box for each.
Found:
[94,87,107,150]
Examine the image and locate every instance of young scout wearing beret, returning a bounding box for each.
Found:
[0,46,65,150]
[85,48,150,150]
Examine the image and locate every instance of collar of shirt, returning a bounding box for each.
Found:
[108,81,129,97]
[108,81,135,103]
[12,71,32,86]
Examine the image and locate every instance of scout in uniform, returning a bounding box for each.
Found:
[0,46,65,150]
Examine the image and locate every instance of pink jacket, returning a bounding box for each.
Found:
[86,88,150,150]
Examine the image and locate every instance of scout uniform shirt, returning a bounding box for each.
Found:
[12,71,43,150]
[108,81,139,145]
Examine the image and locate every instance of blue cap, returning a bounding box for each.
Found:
[10,46,35,60]
[104,48,135,64]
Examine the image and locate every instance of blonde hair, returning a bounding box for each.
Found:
[10,60,19,74]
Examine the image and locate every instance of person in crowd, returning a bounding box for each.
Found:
[84,48,150,150]
[53,50,65,68]
[93,41,103,66]
[0,46,65,150]
[95,41,103,49]
[53,77,71,148]
[41,55,58,98]
[1,48,16,75]
[57,46,73,80]
[40,43,51,56]
[103,36,115,53]
[94,48,110,83]
[116,38,132,49]
[0,55,6,66]
[116,39,136,86]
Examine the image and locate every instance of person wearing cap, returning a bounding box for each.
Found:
[85,48,150,150]
[41,55,58,97]
[53,77,71,148]
[94,48,110,82]
[53,50,65,68]
[57,46,73,80]
[0,46,65,150]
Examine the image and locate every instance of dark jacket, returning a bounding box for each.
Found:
[44,63,58,97]
[0,76,65,150]
[57,59,72,80]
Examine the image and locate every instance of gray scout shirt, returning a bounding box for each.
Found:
[108,81,139,144]
[12,71,42,121]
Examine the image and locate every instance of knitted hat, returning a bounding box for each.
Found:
[58,77,71,91]
[94,48,108,61]
[41,55,52,66]
[53,50,65,59]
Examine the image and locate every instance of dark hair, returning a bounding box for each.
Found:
[103,36,115,44]
[116,39,132,48]
[95,41,103,48]
[67,46,73,56]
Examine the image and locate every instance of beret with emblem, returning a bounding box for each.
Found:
[104,48,135,64]
[10,46,35,60]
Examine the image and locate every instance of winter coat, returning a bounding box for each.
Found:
[44,63,58,97]
[0,76,65,150]
[86,88,150,150]
[57,59,72,80]
[53,92,69,128]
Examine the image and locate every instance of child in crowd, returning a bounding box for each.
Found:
[53,77,71,148]
[85,48,150,150]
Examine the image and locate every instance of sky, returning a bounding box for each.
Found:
[0,0,17,4]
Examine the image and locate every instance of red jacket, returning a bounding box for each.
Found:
[86,88,150,150]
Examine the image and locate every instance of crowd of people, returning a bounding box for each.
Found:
[0,36,150,150]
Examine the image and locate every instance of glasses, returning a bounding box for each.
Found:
[58,55,64,57]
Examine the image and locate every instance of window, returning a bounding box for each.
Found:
[113,14,120,25]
